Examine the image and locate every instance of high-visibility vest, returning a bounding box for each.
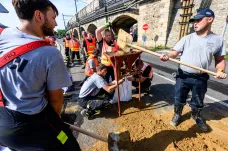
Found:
[101,40,118,67]
[70,40,79,52]
[141,62,153,79]
[64,38,70,48]
[85,38,96,55]
[85,55,99,76]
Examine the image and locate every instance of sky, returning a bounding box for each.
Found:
[0,0,87,30]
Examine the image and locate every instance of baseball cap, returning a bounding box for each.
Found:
[189,8,215,22]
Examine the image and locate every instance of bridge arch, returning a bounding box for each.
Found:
[87,24,97,36]
[112,15,137,33]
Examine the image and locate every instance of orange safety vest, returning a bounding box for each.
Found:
[101,40,119,67]
[85,38,96,55]
[70,40,79,52]
[141,62,153,79]
[85,55,99,76]
[64,38,70,48]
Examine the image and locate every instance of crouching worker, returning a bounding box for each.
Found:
[78,64,124,119]
[79,48,100,86]
[127,59,153,93]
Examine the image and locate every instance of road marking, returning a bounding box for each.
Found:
[154,72,228,108]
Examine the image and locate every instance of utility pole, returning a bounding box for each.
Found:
[62,14,66,30]
[74,0,81,39]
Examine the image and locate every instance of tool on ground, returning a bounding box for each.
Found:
[65,122,130,151]
[117,29,217,76]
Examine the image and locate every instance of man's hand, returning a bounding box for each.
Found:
[127,76,134,81]
[214,71,227,79]
[160,54,169,61]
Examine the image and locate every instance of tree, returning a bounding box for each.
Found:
[55,29,66,38]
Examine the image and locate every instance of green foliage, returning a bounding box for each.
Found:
[150,45,170,51]
[55,30,66,38]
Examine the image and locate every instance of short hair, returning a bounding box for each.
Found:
[72,35,77,38]
[12,0,59,21]
[104,29,111,33]
[92,48,100,55]
[135,59,143,67]
[97,64,107,72]
[66,33,70,36]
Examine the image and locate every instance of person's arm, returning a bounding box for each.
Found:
[47,89,63,116]
[103,78,124,93]
[96,23,111,42]
[160,50,180,61]
[46,48,72,115]
[160,36,186,61]
[214,56,227,79]
[127,76,147,83]
[83,40,88,56]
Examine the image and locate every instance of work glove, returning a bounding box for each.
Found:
[105,22,112,28]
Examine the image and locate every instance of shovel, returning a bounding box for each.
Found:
[65,122,131,151]
[117,29,217,76]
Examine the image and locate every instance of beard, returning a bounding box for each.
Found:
[41,18,54,36]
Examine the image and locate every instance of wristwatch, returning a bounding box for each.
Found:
[218,69,225,73]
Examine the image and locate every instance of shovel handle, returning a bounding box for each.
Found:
[127,43,217,76]
[65,122,108,143]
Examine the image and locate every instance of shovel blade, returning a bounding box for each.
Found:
[117,29,133,50]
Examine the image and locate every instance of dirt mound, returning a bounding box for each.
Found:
[90,99,228,151]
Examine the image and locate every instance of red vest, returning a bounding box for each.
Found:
[85,38,96,55]
[70,40,79,52]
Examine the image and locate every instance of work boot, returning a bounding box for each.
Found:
[191,109,208,132]
[170,105,184,126]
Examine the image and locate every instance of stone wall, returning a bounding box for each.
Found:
[137,0,172,48]
[167,0,228,48]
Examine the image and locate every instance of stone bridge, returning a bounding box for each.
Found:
[66,0,228,48]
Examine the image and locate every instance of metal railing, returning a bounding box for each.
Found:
[66,0,140,30]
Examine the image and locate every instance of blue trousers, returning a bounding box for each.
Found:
[174,69,209,110]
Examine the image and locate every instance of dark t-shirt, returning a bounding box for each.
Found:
[83,39,93,52]
[142,66,152,78]
[98,38,114,54]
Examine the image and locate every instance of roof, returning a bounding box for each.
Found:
[0,3,9,13]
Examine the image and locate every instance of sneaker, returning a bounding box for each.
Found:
[81,108,96,120]
[80,109,88,116]
[170,113,181,126]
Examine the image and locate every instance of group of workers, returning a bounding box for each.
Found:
[0,0,227,150]
[63,31,96,67]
